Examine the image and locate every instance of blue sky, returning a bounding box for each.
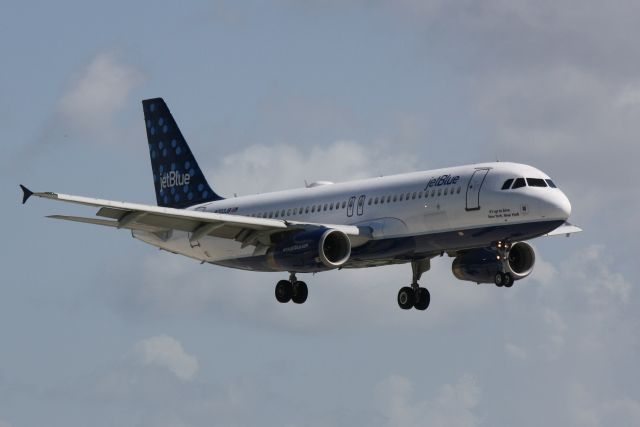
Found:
[2,1,639,426]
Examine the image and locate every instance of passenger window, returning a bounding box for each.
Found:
[368,198,372,205]
[546,179,557,188]
[431,189,435,197]
[457,186,461,194]
[387,196,391,203]
[501,179,514,190]
[444,188,448,195]
[323,203,328,211]
[418,191,423,198]
[342,201,346,208]
[311,206,316,213]
[437,189,441,196]
[399,194,404,201]
[527,178,547,187]
[380,197,385,204]
[305,207,309,213]
[406,192,411,199]
[512,178,526,189]
[393,195,397,202]
[329,203,333,210]
[412,192,417,199]
[287,209,291,216]
[374,197,379,204]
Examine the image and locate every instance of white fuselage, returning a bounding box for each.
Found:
[133,162,571,271]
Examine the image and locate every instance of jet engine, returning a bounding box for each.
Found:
[269,228,352,272]
[452,242,535,284]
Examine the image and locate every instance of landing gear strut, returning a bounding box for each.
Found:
[494,241,514,288]
[398,258,431,311]
[275,273,308,304]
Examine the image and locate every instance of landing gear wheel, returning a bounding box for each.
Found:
[414,287,431,311]
[503,273,514,288]
[397,287,415,310]
[292,281,308,304]
[494,272,505,287]
[275,280,293,303]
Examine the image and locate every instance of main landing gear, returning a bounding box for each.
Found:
[275,273,308,304]
[494,241,514,288]
[398,258,431,311]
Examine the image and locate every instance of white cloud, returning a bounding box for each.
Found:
[209,140,418,196]
[540,308,567,359]
[614,82,640,108]
[132,335,199,381]
[562,245,632,308]
[58,52,143,132]
[115,246,494,334]
[569,383,640,427]
[505,342,527,360]
[375,374,481,427]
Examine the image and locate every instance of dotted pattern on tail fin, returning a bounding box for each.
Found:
[142,98,223,209]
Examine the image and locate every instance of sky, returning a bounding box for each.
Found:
[2,1,639,426]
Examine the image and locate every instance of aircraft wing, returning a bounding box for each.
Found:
[544,221,583,237]
[20,186,370,247]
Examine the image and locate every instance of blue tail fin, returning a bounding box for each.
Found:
[142,98,223,208]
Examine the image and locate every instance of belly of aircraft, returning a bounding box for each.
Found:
[132,219,563,273]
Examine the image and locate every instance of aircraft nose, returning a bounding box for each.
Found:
[549,192,571,220]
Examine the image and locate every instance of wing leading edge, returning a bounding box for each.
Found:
[20,185,369,247]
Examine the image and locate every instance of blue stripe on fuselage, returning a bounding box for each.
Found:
[211,220,564,272]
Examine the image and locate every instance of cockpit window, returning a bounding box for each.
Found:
[527,178,547,187]
[512,178,526,189]
[545,179,557,188]
[501,179,514,190]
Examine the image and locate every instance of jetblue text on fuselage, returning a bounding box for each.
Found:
[160,171,190,190]
[425,174,460,190]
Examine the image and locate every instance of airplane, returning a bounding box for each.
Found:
[20,98,581,311]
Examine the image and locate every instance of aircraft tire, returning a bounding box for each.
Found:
[503,273,514,288]
[414,287,431,311]
[397,287,415,310]
[292,281,308,304]
[275,280,293,303]
[494,272,505,287]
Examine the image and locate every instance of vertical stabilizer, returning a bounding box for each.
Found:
[142,98,223,208]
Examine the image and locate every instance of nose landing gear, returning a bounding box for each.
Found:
[494,241,514,288]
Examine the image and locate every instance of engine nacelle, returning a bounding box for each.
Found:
[452,242,536,284]
[269,228,351,272]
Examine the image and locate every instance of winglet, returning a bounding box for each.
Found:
[19,184,33,204]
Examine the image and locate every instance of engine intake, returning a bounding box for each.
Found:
[452,242,536,284]
[270,228,351,272]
